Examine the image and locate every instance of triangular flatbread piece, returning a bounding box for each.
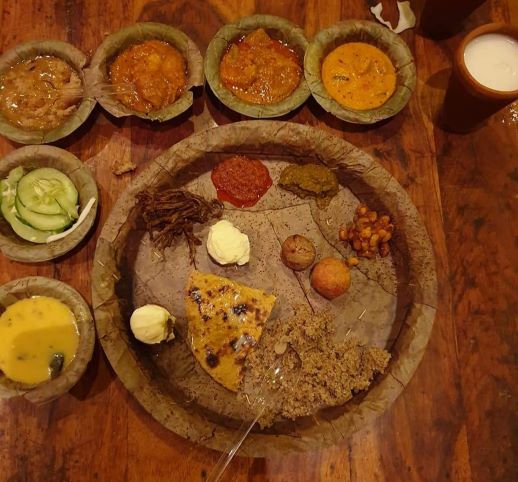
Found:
[185,270,276,391]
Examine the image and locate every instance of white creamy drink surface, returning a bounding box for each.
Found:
[464,33,518,92]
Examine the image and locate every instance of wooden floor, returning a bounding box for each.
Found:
[0,1,517,481]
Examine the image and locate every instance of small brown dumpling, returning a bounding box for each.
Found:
[310,257,350,299]
[281,234,316,271]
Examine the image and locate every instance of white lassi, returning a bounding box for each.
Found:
[464,33,518,92]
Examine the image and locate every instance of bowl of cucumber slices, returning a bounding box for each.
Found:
[0,145,98,262]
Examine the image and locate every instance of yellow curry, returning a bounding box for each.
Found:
[321,42,396,110]
[0,296,79,385]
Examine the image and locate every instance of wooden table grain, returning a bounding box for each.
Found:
[0,1,517,481]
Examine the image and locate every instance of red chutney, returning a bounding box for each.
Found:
[211,156,272,208]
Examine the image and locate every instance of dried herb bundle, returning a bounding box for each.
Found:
[136,188,223,262]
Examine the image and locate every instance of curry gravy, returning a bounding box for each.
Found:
[321,42,396,110]
[219,28,302,105]
[0,296,79,384]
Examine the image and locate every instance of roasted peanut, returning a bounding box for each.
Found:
[381,232,392,243]
[379,243,390,257]
[367,211,377,222]
[347,257,359,266]
[360,226,372,239]
[339,203,395,259]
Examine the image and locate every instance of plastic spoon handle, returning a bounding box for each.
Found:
[206,360,284,482]
[206,399,266,482]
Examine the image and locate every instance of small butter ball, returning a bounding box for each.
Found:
[207,219,250,265]
[281,234,316,271]
[310,257,351,300]
[130,304,175,344]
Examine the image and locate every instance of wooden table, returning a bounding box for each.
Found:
[0,1,517,481]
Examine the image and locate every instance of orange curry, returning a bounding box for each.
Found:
[110,39,187,113]
[219,28,302,105]
[321,42,397,110]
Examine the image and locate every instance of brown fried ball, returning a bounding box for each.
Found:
[310,257,351,300]
[281,235,316,271]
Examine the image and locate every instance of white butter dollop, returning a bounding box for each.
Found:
[207,219,250,266]
[130,304,175,344]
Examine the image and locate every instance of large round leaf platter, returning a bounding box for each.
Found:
[92,121,437,457]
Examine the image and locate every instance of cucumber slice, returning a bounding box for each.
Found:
[55,193,79,219]
[15,196,71,231]
[7,166,25,184]
[17,168,78,217]
[0,180,58,244]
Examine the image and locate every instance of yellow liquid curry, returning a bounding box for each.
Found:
[0,296,79,385]
[322,42,396,110]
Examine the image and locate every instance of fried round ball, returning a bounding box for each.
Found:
[310,257,351,299]
[281,235,316,271]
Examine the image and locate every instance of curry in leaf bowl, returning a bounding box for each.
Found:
[88,22,203,121]
[205,14,311,118]
[305,20,416,124]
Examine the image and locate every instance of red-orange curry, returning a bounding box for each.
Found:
[219,28,302,105]
[110,39,187,113]
[211,156,272,208]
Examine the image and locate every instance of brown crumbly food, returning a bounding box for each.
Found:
[112,158,137,176]
[240,305,390,427]
[340,203,394,258]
